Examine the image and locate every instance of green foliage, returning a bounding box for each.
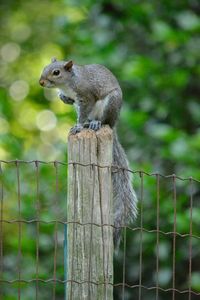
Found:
[0,0,200,299]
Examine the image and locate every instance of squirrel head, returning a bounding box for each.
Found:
[39,58,74,88]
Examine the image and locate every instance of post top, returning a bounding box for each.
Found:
[68,125,113,141]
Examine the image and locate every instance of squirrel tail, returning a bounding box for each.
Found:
[112,129,137,248]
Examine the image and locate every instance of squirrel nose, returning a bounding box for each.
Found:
[39,79,45,86]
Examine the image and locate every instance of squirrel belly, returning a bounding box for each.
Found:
[88,96,110,121]
[58,85,78,103]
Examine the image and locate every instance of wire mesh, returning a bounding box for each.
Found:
[0,160,200,300]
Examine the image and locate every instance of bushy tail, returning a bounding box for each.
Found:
[112,129,137,247]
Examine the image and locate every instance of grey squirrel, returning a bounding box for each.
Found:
[39,58,137,247]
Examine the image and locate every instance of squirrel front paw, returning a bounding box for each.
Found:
[59,93,74,105]
[89,120,102,131]
[70,124,84,134]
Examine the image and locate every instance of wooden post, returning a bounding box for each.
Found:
[67,126,113,300]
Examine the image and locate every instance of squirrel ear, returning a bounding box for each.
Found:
[51,57,57,63]
[64,60,73,71]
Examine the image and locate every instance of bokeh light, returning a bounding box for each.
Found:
[1,42,21,62]
[9,80,29,101]
[36,109,57,131]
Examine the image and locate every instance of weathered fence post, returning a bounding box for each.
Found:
[67,126,114,300]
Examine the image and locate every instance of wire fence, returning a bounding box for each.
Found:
[0,160,200,300]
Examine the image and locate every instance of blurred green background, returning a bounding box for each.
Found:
[0,0,200,299]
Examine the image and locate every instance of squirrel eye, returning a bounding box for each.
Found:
[53,69,60,76]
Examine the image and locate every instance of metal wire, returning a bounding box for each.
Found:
[0,162,3,300]
[16,161,22,300]
[172,175,177,300]
[122,169,127,300]
[138,172,144,300]
[35,161,40,300]
[1,220,200,239]
[53,161,59,300]
[0,278,200,295]
[0,160,199,182]
[155,174,160,300]
[0,160,200,299]
[188,178,193,300]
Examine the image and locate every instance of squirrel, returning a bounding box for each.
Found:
[39,58,137,247]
